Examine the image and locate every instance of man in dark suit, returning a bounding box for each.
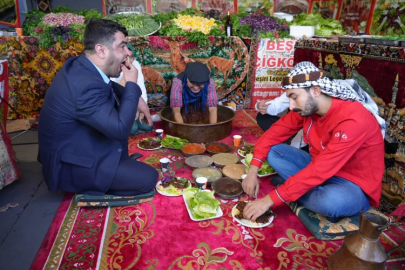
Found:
[38,19,158,196]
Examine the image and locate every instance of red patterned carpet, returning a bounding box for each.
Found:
[31,110,405,270]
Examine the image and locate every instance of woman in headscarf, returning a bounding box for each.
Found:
[170,62,218,124]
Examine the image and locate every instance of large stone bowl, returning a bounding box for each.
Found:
[159,105,235,143]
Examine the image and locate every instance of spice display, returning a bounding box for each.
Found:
[206,144,227,152]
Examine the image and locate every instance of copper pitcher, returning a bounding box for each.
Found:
[327,212,405,270]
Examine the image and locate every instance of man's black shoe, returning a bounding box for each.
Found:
[270,175,284,187]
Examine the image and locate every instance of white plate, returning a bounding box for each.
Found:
[232,204,274,228]
[155,180,191,197]
[137,139,162,151]
[183,190,223,221]
[237,149,246,158]
[240,159,277,177]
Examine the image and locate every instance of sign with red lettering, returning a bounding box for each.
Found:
[251,38,295,109]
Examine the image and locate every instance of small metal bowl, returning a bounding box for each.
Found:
[205,142,230,155]
[211,177,243,200]
[181,143,206,157]
[222,164,246,180]
[192,167,223,187]
[185,155,213,169]
[212,153,240,168]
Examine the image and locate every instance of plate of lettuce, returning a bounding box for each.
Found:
[183,187,223,221]
[241,154,276,177]
[161,135,188,149]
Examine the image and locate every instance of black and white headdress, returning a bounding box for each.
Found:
[282,61,386,138]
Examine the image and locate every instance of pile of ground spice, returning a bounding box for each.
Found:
[206,144,227,152]
[182,144,205,154]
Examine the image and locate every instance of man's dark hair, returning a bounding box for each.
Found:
[303,86,311,92]
[84,19,128,54]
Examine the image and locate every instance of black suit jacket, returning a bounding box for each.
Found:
[38,54,142,194]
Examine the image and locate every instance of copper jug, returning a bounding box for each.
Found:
[327,212,405,270]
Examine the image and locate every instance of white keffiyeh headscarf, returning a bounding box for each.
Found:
[282,61,386,138]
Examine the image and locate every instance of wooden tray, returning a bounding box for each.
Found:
[364,38,399,46]
[338,36,365,43]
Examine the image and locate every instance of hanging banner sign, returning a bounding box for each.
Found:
[251,38,296,109]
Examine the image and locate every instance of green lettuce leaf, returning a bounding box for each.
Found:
[161,135,188,149]
[165,185,183,195]
[245,153,275,175]
[184,188,220,219]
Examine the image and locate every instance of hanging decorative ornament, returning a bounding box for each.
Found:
[37,0,51,13]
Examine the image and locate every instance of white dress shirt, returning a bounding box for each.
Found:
[110,60,147,103]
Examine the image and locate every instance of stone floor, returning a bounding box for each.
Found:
[0,129,64,270]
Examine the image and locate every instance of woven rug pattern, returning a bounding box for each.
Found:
[31,110,405,270]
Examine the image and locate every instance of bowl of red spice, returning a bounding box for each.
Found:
[205,142,230,155]
[181,143,206,156]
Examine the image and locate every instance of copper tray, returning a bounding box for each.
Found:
[211,177,243,200]
[159,106,235,143]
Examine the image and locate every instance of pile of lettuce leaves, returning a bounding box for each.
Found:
[161,135,188,149]
[291,13,345,37]
[245,153,275,175]
[183,188,220,219]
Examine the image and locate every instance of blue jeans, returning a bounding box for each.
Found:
[268,144,370,219]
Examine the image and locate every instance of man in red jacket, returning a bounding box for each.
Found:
[242,61,385,222]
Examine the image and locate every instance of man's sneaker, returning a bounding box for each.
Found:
[270,175,284,187]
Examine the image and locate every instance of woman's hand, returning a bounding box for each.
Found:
[172,107,184,123]
[242,166,260,198]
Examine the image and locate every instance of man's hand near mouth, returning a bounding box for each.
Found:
[121,56,138,84]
